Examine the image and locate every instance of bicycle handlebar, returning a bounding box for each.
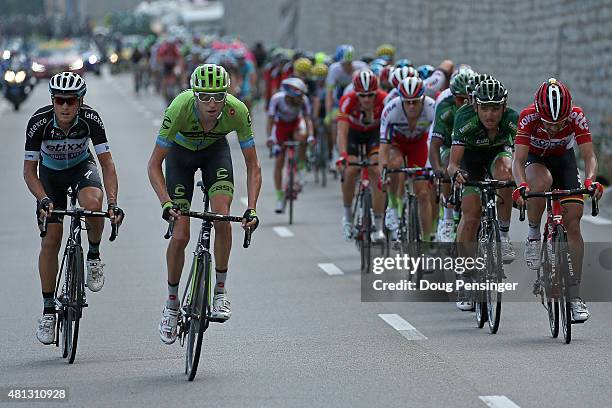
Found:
[450,179,516,208]
[164,210,253,248]
[40,209,119,241]
[518,188,599,221]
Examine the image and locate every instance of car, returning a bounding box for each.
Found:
[31,40,85,79]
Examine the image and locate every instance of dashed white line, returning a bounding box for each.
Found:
[378,313,427,340]
[318,263,344,276]
[273,226,294,237]
[583,214,612,225]
[479,396,520,408]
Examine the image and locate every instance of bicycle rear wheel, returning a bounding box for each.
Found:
[486,220,503,334]
[540,242,559,338]
[554,226,572,344]
[407,196,422,282]
[287,158,295,225]
[185,253,211,381]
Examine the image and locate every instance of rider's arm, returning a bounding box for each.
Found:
[97,153,119,205]
[325,87,333,119]
[147,144,172,205]
[241,146,262,210]
[429,137,444,173]
[23,160,47,201]
[337,120,349,155]
[447,145,465,179]
[578,142,598,182]
[512,143,530,186]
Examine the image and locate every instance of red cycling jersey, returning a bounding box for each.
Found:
[337,90,387,132]
[156,42,180,64]
[516,104,592,157]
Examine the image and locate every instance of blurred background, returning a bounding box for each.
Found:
[1,0,610,180]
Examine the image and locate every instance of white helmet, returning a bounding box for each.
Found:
[281,77,307,96]
[49,72,87,97]
[389,66,419,88]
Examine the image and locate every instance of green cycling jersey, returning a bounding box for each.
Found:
[431,93,458,148]
[156,90,254,151]
[451,104,518,150]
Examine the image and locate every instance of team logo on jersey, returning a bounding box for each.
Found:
[162,115,172,130]
[229,108,236,116]
[247,112,252,125]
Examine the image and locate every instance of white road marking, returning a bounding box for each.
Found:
[318,263,344,276]
[240,196,249,206]
[583,214,612,225]
[378,314,427,340]
[273,226,294,237]
[479,396,521,408]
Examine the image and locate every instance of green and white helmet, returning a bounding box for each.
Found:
[466,73,494,97]
[191,63,230,92]
[450,68,476,96]
[474,79,507,104]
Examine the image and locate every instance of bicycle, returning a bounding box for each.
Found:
[451,177,514,333]
[282,140,301,225]
[519,188,598,344]
[311,122,329,187]
[165,181,252,380]
[341,143,382,274]
[382,166,433,282]
[40,187,119,363]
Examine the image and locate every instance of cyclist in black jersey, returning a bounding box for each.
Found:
[23,72,124,345]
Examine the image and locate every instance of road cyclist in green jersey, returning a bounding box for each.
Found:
[429,67,476,243]
[447,79,518,310]
[148,63,262,345]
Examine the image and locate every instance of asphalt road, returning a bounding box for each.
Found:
[1,70,612,408]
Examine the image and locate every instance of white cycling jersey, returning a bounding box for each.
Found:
[380,96,435,144]
[423,69,449,98]
[326,60,368,105]
[267,91,311,122]
[383,88,400,105]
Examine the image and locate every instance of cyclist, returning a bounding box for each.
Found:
[233,49,256,111]
[379,76,436,242]
[417,64,435,80]
[384,66,419,105]
[429,68,477,242]
[336,70,387,242]
[423,59,454,99]
[148,64,261,344]
[156,37,182,102]
[447,79,517,310]
[266,77,314,213]
[512,78,602,322]
[24,72,124,345]
[375,43,396,63]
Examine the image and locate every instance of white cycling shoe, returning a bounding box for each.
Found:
[342,216,353,241]
[158,307,179,345]
[501,237,516,263]
[275,199,285,214]
[86,258,105,292]
[36,314,56,345]
[370,229,385,243]
[524,239,541,270]
[385,208,399,231]
[211,292,231,321]
[570,297,590,323]
[437,220,455,243]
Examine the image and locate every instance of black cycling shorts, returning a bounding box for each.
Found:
[37,157,103,224]
[525,149,582,203]
[461,145,512,196]
[347,128,379,157]
[165,138,234,211]
[162,62,175,76]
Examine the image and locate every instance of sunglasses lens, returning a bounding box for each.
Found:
[197,92,226,103]
[54,97,77,106]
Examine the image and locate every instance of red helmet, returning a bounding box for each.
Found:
[353,70,378,93]
[380,65,394,88]
[534,78,572,122]
[398,76,424,99]
[389,66,419,88]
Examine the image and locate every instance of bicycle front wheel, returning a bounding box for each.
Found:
[554,226,572,344]
[486,220,503,334]
[287,159,295,225]
[360,190,372,274]
[540,241,559,338]
[186,253,211,381]
[64,246,84,364]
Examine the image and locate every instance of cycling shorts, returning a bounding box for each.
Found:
[391,137,428,168]
[348,128,379,157]
[461,146,512,197]
[272,118,306,145]
[525,149,583,204]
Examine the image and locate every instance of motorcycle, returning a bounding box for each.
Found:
[2,57,34,111]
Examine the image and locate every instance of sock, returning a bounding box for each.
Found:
[276,189,284,201]
[166,281,179,309]
[343,205,352,220]
[374,214,383,232]
[443,207,454,220]
[387,192,398,210]
[528,221,541,241]
[43,291,55,315]
[297,160,306,171]
[499,219,510,239]
[87,239,100,260]
[215,268,227,294]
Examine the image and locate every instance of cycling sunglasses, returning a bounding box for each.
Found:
[541,117,568,132]
[195,92,227,103]
[401,97,422,105]
[357,92,376,98]
[53,96,79,106]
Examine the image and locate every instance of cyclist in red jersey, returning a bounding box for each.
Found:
[512,78,603,323]
[156,39,183,102]
[335,70,388,242]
